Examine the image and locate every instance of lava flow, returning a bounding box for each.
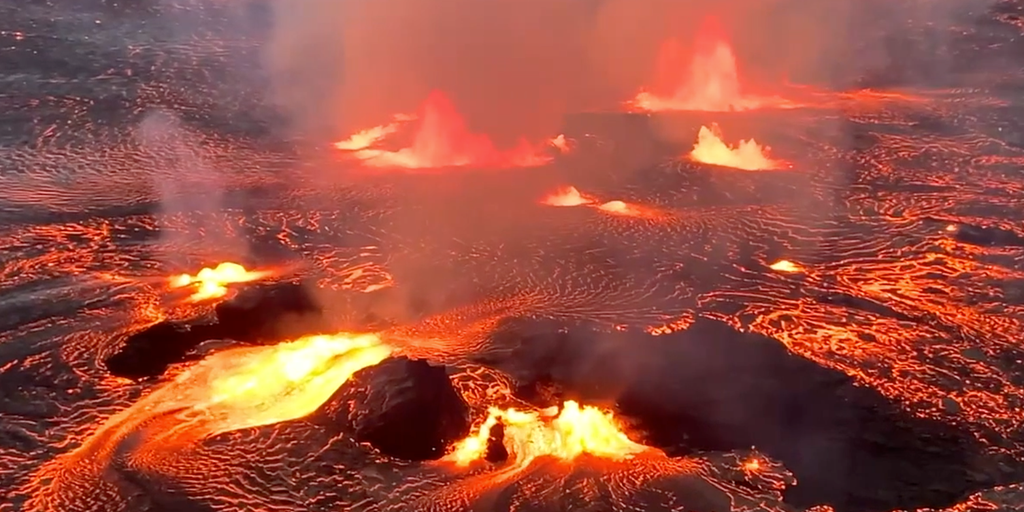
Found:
[688,124,787,170]
[449,400,652,468]
[25,333,392,510]
[335,90,551,170]
[630,17,797,112]
[169,262,270,302]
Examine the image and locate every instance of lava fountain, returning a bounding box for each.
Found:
[541,186,596,207]
[25,333,392,510]
[688,124,787,171]
[335,90,552,169]
[169,262,271,302]
[540,186,664,220]
[630,17,798,112]
[448,400,653,468]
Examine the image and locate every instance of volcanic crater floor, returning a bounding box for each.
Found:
[5,1,1024,512]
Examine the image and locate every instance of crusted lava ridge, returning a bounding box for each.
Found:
[104,281,326,379]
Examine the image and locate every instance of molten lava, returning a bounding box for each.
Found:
[169,262,270,302]
[689,124,786,171]
[549,134,571,154]
[630,17,797,112]
[769,260,803,273]
[332,113,416,151]
[25,333,392,510]
[541,186,595,207]
[449,401,651,467]
[337,91,551,169]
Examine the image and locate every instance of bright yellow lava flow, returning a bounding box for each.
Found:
[169,262,271,302]
[23,333,393,510]
[769,259,804,273]
[448,400,651,467]
[193,333,393,433]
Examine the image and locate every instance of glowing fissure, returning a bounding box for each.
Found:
[688,124,786,171]
[169,262,270,302]
[336,90,551,169]
[449,400,651,467]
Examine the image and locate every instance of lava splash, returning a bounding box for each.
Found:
[169,262,270,302]
[630,17,798,112]
[541,186,596,207]
[449,400,652,468]
[335,90,552,170]
[688,124,787,171]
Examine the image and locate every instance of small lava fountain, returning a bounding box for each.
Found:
[688,124,787,171]
[335,90,552,169]
[630,16,799,112]
[169,262,270,302]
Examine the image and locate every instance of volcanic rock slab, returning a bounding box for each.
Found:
[480,317,1013,512]
[213,281,325,342]
[103,321,221,380]
[315,356,471,461]
[105,281,326,379]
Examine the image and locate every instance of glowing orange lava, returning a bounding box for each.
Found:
[449,401,652,467]
[689,124,787,171]
[541,186,595,207]
[337,90,551,169]
[25,333,392,509]
[769,260,804,273]
[630,17,797,112]
[332,113,416,151]
[169,262,270,302]
[549,134,571,154]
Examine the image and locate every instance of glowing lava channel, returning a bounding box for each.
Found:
[630,17,797,112]
[336,90,551,169]
[449,401,652,468]
[25,333,392,510]
[169,262,270,302]
[688,124,786,171]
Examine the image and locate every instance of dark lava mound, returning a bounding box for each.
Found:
[104,281,325,380]
[478,317,1003,512]
[314,356,471,461]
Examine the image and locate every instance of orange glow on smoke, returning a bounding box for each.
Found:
[688,124,787,171]
[630,17,798,112]
[335,90,551,169]
[169,262,270,302]
[541,186,596,207]
[449,401,651,467]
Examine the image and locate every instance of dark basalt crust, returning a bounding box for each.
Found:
[314,356,471,461]
[479,317,1023,512]
[104,281,325,380]
[212,281,325,342]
